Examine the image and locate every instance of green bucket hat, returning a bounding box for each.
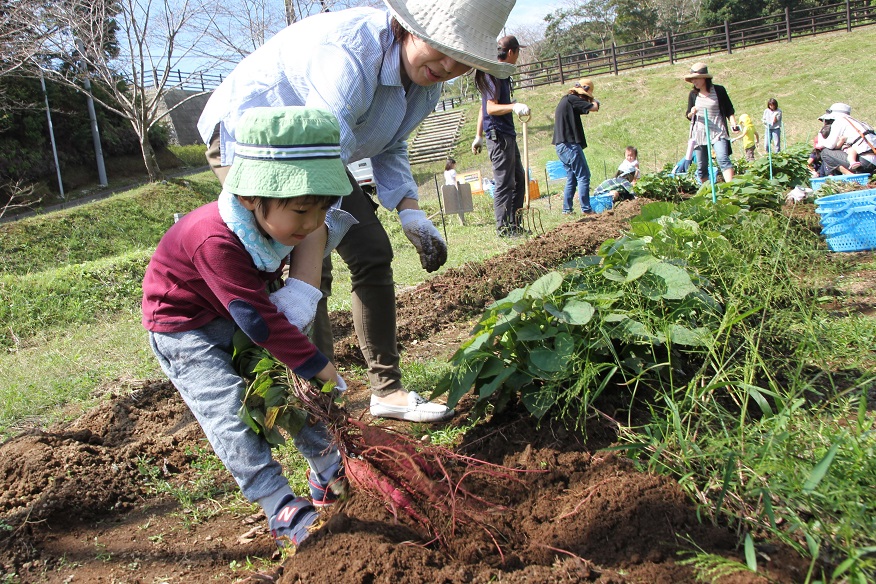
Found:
[225,106,353,199]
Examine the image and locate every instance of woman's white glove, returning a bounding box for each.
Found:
[471,135,484,154]
[398,208,447,273]
[334,375,347,393]
[324,207,358,258]
[512,103,530,116]
[269,277,322,334]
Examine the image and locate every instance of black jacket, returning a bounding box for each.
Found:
[686,84,735,124]
[552,94,596,148]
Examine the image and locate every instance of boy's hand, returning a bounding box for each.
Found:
[399,209,448,273]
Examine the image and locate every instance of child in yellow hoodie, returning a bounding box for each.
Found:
[732,114,760,161]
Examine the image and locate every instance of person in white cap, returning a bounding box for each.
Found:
[816,103,876,176]
[198,0,518,423]
[471,35,530,236]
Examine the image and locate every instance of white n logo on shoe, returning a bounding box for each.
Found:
[276,505,296,523]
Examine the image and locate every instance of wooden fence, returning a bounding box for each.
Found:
[515,0,875,90]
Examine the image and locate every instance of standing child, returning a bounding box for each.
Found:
[762,98,782,153]
[444,157,458,186]
[732,114,760,161]
[142,107,354,550]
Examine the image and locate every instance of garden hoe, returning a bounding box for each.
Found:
[515,112,544,235]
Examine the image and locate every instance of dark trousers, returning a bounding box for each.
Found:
[486,131,525,232]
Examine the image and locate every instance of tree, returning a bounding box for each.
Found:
[8,0,223,182]
[189,0,377,68]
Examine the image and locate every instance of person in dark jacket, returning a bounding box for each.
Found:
[684,62,739,183]
[552,78,600,214]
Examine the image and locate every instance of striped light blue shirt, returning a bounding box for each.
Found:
[198,8,441,211]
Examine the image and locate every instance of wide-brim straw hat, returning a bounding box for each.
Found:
[684,62,713,81]
[572,78,595,98]
[382,0,517,79]
[225,107,354,199]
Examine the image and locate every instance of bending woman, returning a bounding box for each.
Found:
[684,62,738,183]
[198,0,517,423]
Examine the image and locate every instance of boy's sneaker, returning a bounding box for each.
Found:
[307,467,349,508]
[268,495,319,549]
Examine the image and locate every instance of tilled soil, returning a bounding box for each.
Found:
[0,201,813,583]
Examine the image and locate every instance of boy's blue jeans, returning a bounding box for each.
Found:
[149,319,340,503]
[555,142,592,212]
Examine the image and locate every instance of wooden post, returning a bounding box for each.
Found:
[611,43,618,75]
[846,0,852,32]
[666,32,673,64]
[557,55,565,85]
[724,20,732,54]
[785,7,792,42]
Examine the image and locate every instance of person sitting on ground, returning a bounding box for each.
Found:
[620,146,640,181]
[808,119,833,178]
[815,102,876,176]
[592,165,637,202]
[142,107,354,550]
[731,113,759,161]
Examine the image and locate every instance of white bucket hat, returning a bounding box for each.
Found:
[382,0,517,79]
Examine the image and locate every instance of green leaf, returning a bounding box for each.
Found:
[646,262,699,300]
[666,324,710,347]
[554,298,595,325]
[237,403,261,435]
[478,367,516,400]
[530,347,565,372]
[803,442,841,493]
[637,201,676,221]
[517,323,550,341]
[263,384,288,409]
[554,332,576,360]
[743,533,757,572]
[526,271,563,299]
[446,359,485,409]
[625,253,660,282]
[520,386,556,419]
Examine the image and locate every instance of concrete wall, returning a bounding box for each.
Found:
[156,89,212,146]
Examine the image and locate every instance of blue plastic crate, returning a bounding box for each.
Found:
[810,173,871,191]
[821,206,876,252]
[591,194,614,213]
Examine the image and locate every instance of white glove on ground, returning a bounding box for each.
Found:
[471,135,484,154]
[324,207,358,258]
[269,277,322,334]
[512,103,530,116]
[398,208,448,273]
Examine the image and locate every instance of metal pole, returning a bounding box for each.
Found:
[39,69,65,201]
[433,174,448,241]
[76,39,107,186]
[703,108,717,203]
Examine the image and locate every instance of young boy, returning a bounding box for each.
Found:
[732,114,760,161]
[142,106,354,549]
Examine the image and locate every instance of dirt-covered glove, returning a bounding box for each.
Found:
[324,207,358,258]
[269,277,322,334]
[512,103,530,116]
[398,208,447,273]
[471,135,484,154]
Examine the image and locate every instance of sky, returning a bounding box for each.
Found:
[504,0,564,34]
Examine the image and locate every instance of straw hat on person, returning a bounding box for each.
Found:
[382,0,517,79]
[684,62,713,81]
[225,107,354,199]
[571,78,595,98]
